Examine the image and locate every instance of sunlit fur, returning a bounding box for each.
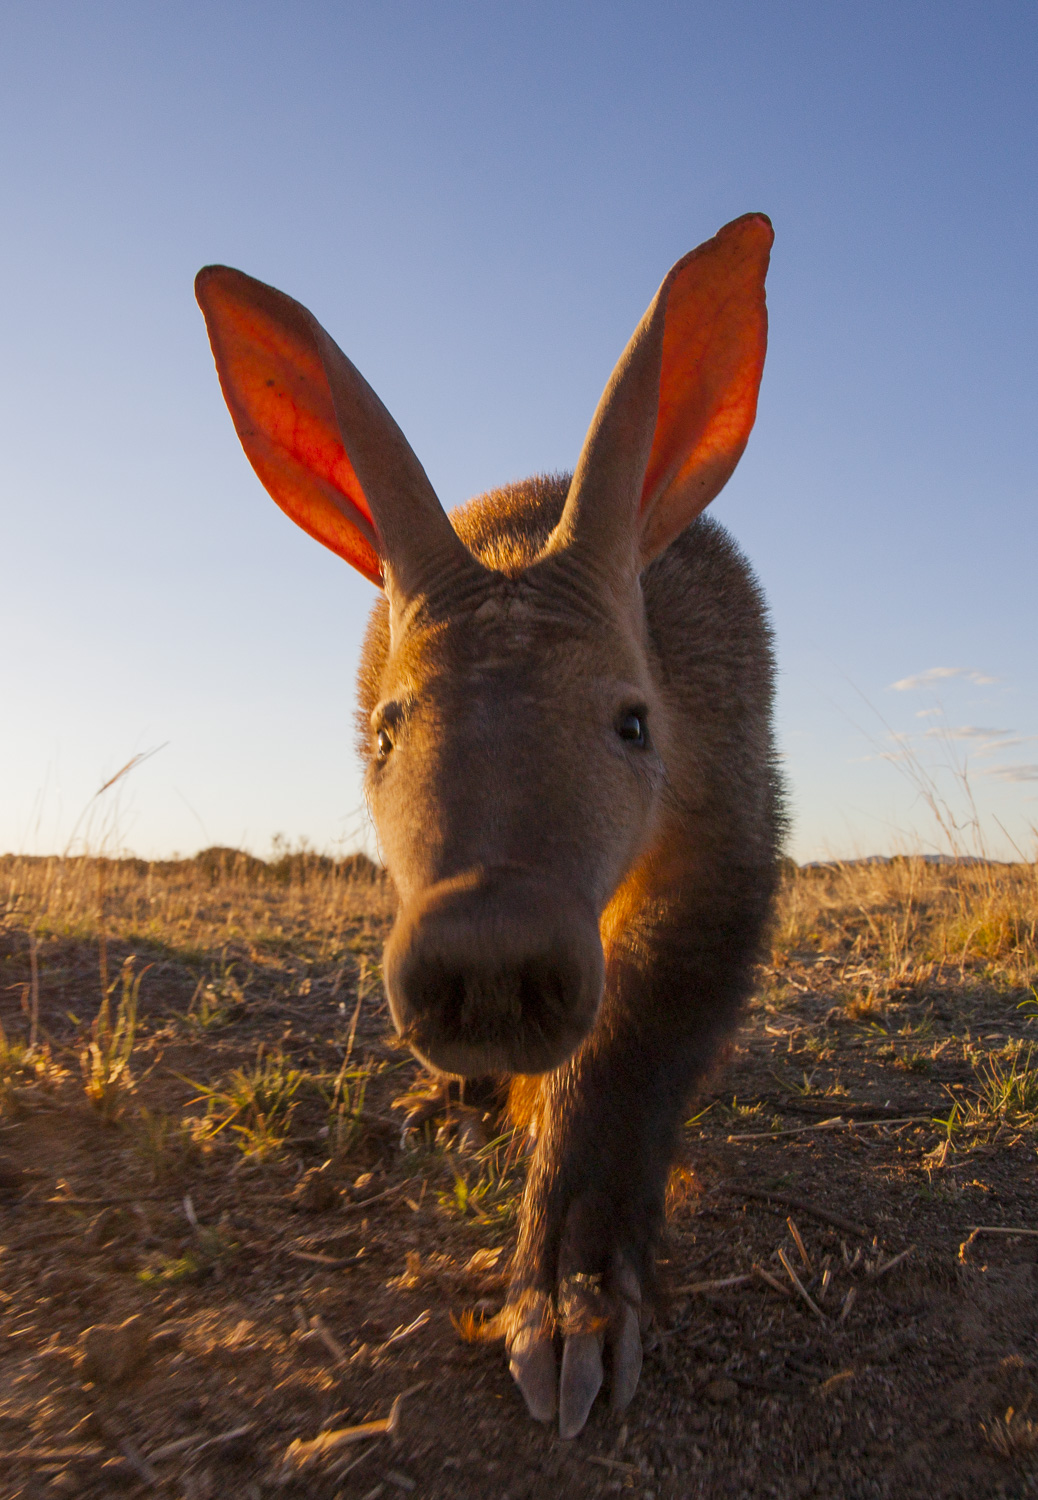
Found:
[357,472,783,1299]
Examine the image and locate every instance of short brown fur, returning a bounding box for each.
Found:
[356,468,782,1371]
[195,213,780,1435]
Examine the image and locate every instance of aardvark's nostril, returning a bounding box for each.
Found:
[383,874,604,1076]
[409,955,577,1041]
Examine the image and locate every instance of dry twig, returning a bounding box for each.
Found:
[340,1178,414,1212]
[586,1455,641,1474]
[776,1248,826,1320]
[960,1224,1038,1262]
[753,1265,792,1297]
[288,1248,359,1268]
[378,1310,430,1351]
[868,1245,916,1279]
[727,1115,928,1142]
[718,1183,872,1239]
[786,1216,813,1272]
[114,1437,158,1486]
[0,1447,105,1465]
[279,1387,421,1477]
[309,1315,349,1364]
[671,1273,753,1296]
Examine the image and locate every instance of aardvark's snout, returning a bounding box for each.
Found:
[383,868,604,1076]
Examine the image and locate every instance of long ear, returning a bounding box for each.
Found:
[195,266,475,597]
[551,214,772,572]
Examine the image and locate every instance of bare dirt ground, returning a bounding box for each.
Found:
[2,852,1037,1500]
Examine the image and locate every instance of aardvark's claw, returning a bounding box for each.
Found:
[556,1254,642,1437]
[559,1332,604,1438]
[504,1257,643,1436]
[507,1293,557,1423]
[609,1256,642,1415]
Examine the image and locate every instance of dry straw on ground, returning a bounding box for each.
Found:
[1,846,1037,1499]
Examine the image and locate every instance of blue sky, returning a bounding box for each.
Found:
[2,1,1035,863]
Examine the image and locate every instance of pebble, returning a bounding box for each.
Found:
[351,1171,380,1200]
[290,1163,341,1212]
[76,1314,151,1385]
[47,1470,80,1494]
[0,1154,31,1200]
[702,1377,739,1403]
[385,1472,417,1493]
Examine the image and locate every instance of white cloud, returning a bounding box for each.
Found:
[922,725,1014,741]
[971,738,1024,760]
[981,763,1038,783]
[890,667,999,692]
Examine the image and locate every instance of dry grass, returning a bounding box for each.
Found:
[2,849,1036,1147]
[0,1017,65,1116]
[2,847,1038,1498]
[79,953,144,1120]
[982,1404,1038,1459]
[772,856,1038,991]
[6,848,1033,999]
[1,847,391,967]
[0,848,395,1142]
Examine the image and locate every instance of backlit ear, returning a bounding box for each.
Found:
[195,267,475,599]
[552,215,772,575]
[637,214,772,563]
[196,266,383,584]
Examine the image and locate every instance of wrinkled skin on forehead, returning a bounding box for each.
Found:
[363,513,663,899]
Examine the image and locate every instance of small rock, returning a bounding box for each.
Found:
[67,1411,105,1441]
[0,1155,31,1200]
[98,1456,137,1486]
[77,1315,151,1386]
[149,1326,182,1354]
[702,1377,739,1404]
[41,1267,93,1298]
[47,1470,81,1495]
[385,1472,417,1493]
[106,1250,140,1272]
[290,1164,340,1213]
[85,1207,123,1248]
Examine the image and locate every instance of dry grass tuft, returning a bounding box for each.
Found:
[80,953,145,1119]
[183,1045,307,1160]
[842,991,887,1022]
[666,1161,705,1214]
[0,1019,64,1117]
[982,1405,1038,1459]
[2,848,392,962]
[772,857,1038,990]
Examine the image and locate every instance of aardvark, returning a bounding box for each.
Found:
[195,212,783,1437]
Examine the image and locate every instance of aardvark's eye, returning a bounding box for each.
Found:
[616,710,648,749]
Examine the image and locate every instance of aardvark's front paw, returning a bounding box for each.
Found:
[504,1237,644,1439]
